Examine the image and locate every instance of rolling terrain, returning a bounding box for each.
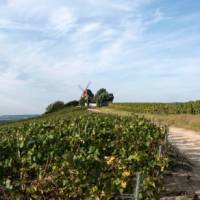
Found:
[0,107,168,199]
[2,102,200,199]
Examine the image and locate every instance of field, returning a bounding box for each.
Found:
[109,102,200,115]
[0,107,168,200]
[107,103,200,132]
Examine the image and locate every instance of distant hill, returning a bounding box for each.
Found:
[0,115,39,123]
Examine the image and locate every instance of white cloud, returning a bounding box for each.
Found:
[153,8,164,23]
[0,18,44,32]
[49,6,76,33]
[6,0,16,6]
[0,0,199,114]
[80,22,100,33]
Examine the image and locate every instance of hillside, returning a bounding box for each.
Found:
[0,107,168,199]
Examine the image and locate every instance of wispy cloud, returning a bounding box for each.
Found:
[0,0,200,114]
[48,6,76,33]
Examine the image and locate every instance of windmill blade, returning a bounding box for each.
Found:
[86,81,92,90]
[78,85,84,91]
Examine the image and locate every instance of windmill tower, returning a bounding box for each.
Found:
[78,82,94,107]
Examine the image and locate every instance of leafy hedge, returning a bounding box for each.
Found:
[0,109,168,199]
[46,101,65,114]
[109,101,200,115]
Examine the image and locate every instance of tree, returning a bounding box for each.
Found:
[95,88,114,107]
[65,100,79,107]
[79,97,86,107]
[46,101,65,113]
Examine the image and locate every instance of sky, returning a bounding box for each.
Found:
[0,0,200,114]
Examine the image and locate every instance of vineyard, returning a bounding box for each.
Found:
[109,101,200,115]
[0,108,168,199]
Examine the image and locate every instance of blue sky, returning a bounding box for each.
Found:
[0,0,200,114]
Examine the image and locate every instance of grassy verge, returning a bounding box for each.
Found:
[143,114,200,132]
[99,107,200,132]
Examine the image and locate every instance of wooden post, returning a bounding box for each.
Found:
[134,172,141,200]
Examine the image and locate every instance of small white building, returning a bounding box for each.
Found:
[89,103,97,107]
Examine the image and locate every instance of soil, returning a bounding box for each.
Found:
[160,127,200,200]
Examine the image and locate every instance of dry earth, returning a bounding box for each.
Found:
[160,127,200,200]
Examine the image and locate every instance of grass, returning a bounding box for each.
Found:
[97,107,133,116]
[144,114,200,132]
[3,105,200,132]
[99,107,200,132]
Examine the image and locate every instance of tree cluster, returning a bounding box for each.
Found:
[79,88,114,107]
[46,101,65,114]
[46,100,79,114]
[94,88,114,107]
[45,88,114,113]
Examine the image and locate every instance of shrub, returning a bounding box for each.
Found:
[65,100,79,107]
[95,88,114,107]
[46,101,65,113]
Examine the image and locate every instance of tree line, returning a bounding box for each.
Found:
[46,88,114,114]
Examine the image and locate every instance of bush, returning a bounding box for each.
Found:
[46,101,65,113]
[65,100,79,107]
[96,92,109,107]
[95,88,114,107]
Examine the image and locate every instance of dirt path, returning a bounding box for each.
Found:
[169,127,200,174]
[161,127,200,199]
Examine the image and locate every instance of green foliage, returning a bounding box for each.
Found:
[79,90,95,107]
[96,92,108,107]
[65,100,79,107]
[45,101,65,114]
[79,97,86,107]
[95,88,114,107]
[109,101,200,115]
[95,88,107,97]
[0,108,168,199]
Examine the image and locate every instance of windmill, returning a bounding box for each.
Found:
[78,82,94,107]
